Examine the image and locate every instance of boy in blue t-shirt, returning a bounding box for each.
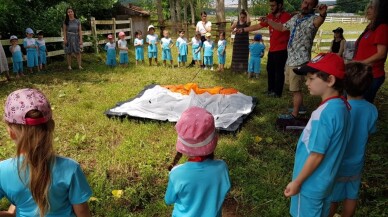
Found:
[9,35,25,78]
[285,53,351,217]
[329,62,378,217]
[248,34,265,78]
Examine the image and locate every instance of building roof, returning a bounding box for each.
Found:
[118,3,150,17]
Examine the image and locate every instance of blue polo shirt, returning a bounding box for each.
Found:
[0,156,92,217]
[292,98,350,199]
[165,159,231,217]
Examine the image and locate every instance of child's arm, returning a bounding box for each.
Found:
[72,202,92,217]
[284,152,324,197]
[169,40,174,49]
[0,205,16,217]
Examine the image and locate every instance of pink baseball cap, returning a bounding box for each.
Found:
[118,32,125,37]
[107,34,113,39]
[175,107,218,157]
[4,88,52,125]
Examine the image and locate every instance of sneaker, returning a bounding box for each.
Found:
[68,66,72,70]
[278,113,296,120]
[247,73,252,78]
[204,67,208,70]
[288,106,307,115]
[210,67,214,71]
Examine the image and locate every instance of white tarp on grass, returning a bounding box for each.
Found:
[107,85,255,129]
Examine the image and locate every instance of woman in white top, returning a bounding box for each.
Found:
[194,11,211,66]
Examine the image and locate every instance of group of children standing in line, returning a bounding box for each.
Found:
[4,28,48,79]
[104,25,230,72]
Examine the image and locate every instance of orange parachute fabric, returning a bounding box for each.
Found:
[163,83,238,95]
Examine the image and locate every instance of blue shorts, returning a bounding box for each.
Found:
[330,176,361,202]
[135,48,144,60]
[119,53,129,64]
[162,49,172,60]
[218,54,225,64]
[290,194,330,217]
[148,51,157,59]
[27,50,38,68]
[192,50,201,61]
[178,54,187,63]
[39,52,47,65]
[248,57,262,74]
[204,56,213,66]
[106,58,116,66]
[13,61,23,73]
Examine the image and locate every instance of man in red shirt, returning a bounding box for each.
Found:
[238,0,291,98]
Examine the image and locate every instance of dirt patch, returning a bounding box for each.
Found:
[222,197,239,217]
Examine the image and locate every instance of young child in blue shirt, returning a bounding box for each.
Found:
[248,34,265,78]
[9,35,25,78]
[23,28,39,73]
[217,32,227,72]
[161,30,174,67]
[329,62,378,217]
[105,34,116,67]
[203,32,215,71]
[285,53,351,217]
[146,25,158,66]
[0,88,92,217]
[176,30,188,67]
[165,107,231,217]
[134,30,145,65]
[191,32,202,68]
[36,30,48,71]
[117,31,129,66]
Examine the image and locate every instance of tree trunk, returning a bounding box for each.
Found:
[216,0,226,32]
[241,0,248,10]
[189,0,195,26]
[176,0,182,23]
[156,0,164,27]
[183,0,188,23]
[169,0,177,32]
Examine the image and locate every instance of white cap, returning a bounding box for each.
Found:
[26,28,34,34]
[10,35,18,41]
[147,25,155,31]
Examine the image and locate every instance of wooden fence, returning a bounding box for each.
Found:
[0,17,132,63]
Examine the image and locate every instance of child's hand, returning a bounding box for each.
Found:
[284,181,301,197]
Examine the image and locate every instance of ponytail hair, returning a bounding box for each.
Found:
[8,110,55,217]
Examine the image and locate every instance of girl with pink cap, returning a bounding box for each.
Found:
[165,106,231,217]
[117,31,129,66]
[0,88,92,217]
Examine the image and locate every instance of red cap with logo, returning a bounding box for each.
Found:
[293,53,345,79]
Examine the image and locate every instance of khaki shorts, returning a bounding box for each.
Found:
[285,65,304,92]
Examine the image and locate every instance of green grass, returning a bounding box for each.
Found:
[0,23,387,216]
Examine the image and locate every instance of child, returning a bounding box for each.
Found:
[248,34,265,78]
[105,34,116,67]
[329,62,378,217]
[285,53,351,217]
[0,88,92,216]
[165,106,231,216]
[176,30,188,67]
[0,38,11,81]
[146,25,158,66]
[160,30,174,67]
[36,30,48,71]
[9,35,25,78]
[217,32,227,72]
[203,32,214,70]
[117,31,128,66]
[23,28,39,73]
[134,30,145,65]
[191,32,202,68]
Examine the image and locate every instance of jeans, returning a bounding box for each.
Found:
[364,76,385,103]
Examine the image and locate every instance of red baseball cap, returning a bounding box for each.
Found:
[293,53,345,79]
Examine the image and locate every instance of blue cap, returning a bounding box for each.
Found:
[26,28,34,34]
[254,34,262,41]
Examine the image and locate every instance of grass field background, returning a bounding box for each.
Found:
[0,21,387,216]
